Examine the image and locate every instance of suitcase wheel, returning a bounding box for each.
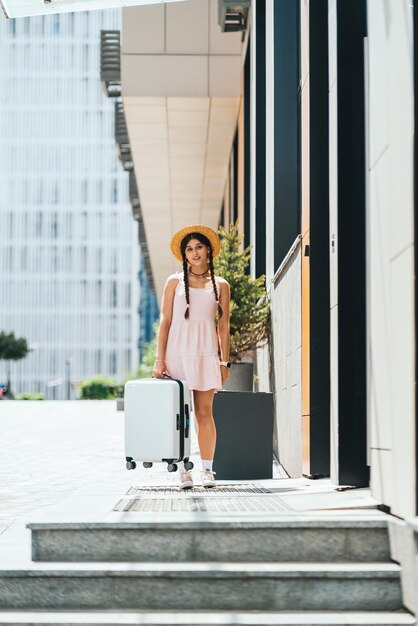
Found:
[167,463,178,473]
[143,462,153,469]
[184,460,194,471]
[126,460,137,470]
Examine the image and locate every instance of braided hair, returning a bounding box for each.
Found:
[180,232,223,321]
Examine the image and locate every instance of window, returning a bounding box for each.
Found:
[8,212,14,238]
[95,349,102,373]
[21,247,27,271]
[109,351,117,375]
[96,249,102,274]
[110,281,117,308]
[51,212,58,238]
[96,280,102,306]
[52,246,59,272]
[82,211,88,238]
[112,180,118,203]
[65,213,73,239]
[35,212,43,237]
[110,249,117,274]
[81,246,87,273]
[125,283,131,308]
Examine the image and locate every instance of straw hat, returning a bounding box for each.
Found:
[170,224,221,263]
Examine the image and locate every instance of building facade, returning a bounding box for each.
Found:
[0,10,140,398]
[215,0,416,524]
[114,4,418,607]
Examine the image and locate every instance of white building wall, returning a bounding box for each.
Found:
[366,0,415,518]
[269,243,302,476]
[0,11,139,399]
[328,0,339,484]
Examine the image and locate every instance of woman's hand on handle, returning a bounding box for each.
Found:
[152,359,168,379]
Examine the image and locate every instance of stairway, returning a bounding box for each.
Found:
[0,512,415,625]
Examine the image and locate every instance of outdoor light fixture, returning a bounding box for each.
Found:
[218,0,250,33]
[1,0,186,19]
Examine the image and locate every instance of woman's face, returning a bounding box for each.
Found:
[184,238,210,269]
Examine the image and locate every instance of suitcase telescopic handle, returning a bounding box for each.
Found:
[185,404,190,438]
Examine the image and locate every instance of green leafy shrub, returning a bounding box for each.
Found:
[214,220,270,360]
[79,375,123,400]
[15,392,45,400]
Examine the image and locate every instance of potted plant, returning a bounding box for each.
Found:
[214,220,270,391]
[212,221,274,479]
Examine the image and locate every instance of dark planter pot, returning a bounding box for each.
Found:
[222,362,254,391]
[213,390,274,480]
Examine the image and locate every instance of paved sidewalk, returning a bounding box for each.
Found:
[0,401,129,532]
[0,401,381,567]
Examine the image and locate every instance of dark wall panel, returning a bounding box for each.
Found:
[336,0,368,487]
[309,0,330,476]
[255,0,266,278]
[273,0,300,269]
[244,40,251,259]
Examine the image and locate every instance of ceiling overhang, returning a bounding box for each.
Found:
[121,0,243,303]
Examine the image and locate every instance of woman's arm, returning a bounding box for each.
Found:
[153,275,177,378]
[217,280,231,383]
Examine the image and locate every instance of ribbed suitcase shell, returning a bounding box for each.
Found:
[124,378,192,464]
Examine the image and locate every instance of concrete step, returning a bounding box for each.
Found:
[0,562,403,612]
[0,611,414,626]
[28,517,391,563]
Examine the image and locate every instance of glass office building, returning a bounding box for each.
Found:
[0,10,139,399]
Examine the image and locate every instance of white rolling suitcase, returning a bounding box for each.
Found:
[124,378,193,473]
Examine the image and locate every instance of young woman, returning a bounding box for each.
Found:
[152,225,231,489]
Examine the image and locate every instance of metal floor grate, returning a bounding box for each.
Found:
[114,496,289,513]
[126,484,273,497]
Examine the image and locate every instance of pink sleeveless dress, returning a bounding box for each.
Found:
[164,271,222,392]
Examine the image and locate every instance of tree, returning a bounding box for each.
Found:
[0,331,31,398]
[214,221,270,360]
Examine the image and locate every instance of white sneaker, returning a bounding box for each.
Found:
[179,469,194,490]
[201,469,216,488]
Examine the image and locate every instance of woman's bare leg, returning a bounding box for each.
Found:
[192,389,217,460]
